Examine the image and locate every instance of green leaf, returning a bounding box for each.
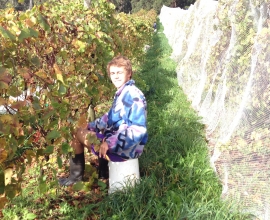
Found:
[25,213,37,220]
[58,83,67,95]
[0,27,16,41]
[57,156,62,168]
[5,184,17,199]
[39,181,47,194]
[43,111,54,121]
[18,29,31,42]
[37,14,50,32]
[61,143,70,154]
[30,56,41,67]
[9,86,23,97]
[43,145,54,154]
[98,180,107,190]
[51,101,61,109]
[72,181,84,191]
[29,28,39,38]
[36,149,44,157]
[32,97,41,110]
[46,130,60,140]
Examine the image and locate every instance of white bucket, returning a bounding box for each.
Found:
[108,158,140,194]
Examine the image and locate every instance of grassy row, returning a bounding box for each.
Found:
[1,22,251,220]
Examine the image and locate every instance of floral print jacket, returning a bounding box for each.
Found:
[88,79,148,159]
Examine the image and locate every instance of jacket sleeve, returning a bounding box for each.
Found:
[87,112,108,132]
[105,95,147,157]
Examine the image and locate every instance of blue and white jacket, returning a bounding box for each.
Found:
[88,79,148,159]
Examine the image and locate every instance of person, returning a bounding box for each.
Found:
[59,55,148,186]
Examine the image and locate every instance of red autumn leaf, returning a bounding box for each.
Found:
[0,72,12,84]
[10,100,27,110]
[17,67,32,80]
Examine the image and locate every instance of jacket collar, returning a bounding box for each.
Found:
[115,79,135,96]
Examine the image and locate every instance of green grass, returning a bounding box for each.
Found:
[1,22,253,220]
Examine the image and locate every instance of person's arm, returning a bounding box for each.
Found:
[87,112,108,132]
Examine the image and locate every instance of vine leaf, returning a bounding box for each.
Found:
[0,98,5,105]
[57,156,62,168]
[43,145,54,154]
[37,14,50,32]
[0,0,156,209]
[10,100,27,110]
[17,67,32,80]
[5,183,19,199]
[77,114,87,127]
[0,115,13,125]
[0,146,7,163]
[18,28,31,41]
[0,71,12,85]
[25,213,37,220]
[98,180,107,190]
[54,64,66,86]
[0,26,16,41]
[46,130,60,141]
[0,171,4,194]
[0,197,8,209]
[34,70,47,80]
[58,83,67,95]
[72,181,84,191]
[61,143,70,154]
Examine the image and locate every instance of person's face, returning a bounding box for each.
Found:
[109,66,131,89]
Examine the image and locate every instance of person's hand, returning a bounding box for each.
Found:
[99,139,109,159]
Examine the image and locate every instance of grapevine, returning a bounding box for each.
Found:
[0,0,157,205]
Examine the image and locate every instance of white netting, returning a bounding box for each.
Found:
[160,0,270,219]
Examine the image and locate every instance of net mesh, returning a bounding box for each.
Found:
[159,0,270,219]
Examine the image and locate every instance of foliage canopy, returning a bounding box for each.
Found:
[0,0,156,207]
